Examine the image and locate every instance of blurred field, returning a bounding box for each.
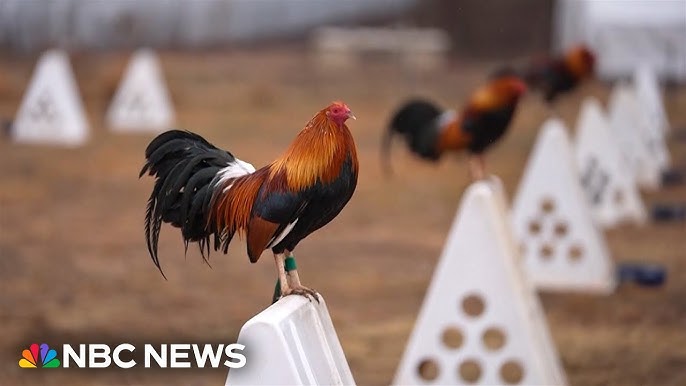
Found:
[1,47,685,386]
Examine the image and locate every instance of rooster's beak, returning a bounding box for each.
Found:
[347,111,357,120]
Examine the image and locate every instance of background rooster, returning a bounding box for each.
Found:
[140,101,358,299]
[382,74,527,180]
[523,44,596,105]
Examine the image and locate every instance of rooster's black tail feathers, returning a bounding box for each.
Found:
[382,99,444,174]
[140,130,236,276]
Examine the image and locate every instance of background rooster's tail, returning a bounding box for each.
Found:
[382,99,444,174]
[139,130,253,274]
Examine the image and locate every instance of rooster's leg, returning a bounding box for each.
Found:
[283,251,319,302]
[274,253,290,296]
[468,154,486,181]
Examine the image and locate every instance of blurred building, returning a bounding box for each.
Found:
[414,0,554,58]
[0,0,416,51]
[0,0,683,81]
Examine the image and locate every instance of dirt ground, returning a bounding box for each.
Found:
[0,48,685,386]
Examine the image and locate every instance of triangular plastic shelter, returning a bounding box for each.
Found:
[394,178,566,385]
[574,97,647,228]
[608,83,667,190]
[511,119,616,293]
[106,49,174,132]
[633,64,670,135]
[13,50,89,146]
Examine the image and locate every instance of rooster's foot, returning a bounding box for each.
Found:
[281,285,320,302]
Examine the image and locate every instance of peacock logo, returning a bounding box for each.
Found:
[19,343,61,368]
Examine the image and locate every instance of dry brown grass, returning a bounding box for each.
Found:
[0,48,685,385]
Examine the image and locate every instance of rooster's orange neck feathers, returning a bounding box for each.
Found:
[467,76,527,112]
[565,46,595,79]
[270,107,358,191]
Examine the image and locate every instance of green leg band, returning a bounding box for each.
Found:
[285,256,297,272]
[272,255,297,304]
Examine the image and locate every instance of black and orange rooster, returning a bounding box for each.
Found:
[140,102,358,300]
[382,74,527,180]
[524,44,595,105]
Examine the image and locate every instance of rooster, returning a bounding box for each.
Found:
[140,101,358,300]
[523,44,596,105]
[382,74,527,180]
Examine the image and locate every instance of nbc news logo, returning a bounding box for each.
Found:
[19,342,246,369]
